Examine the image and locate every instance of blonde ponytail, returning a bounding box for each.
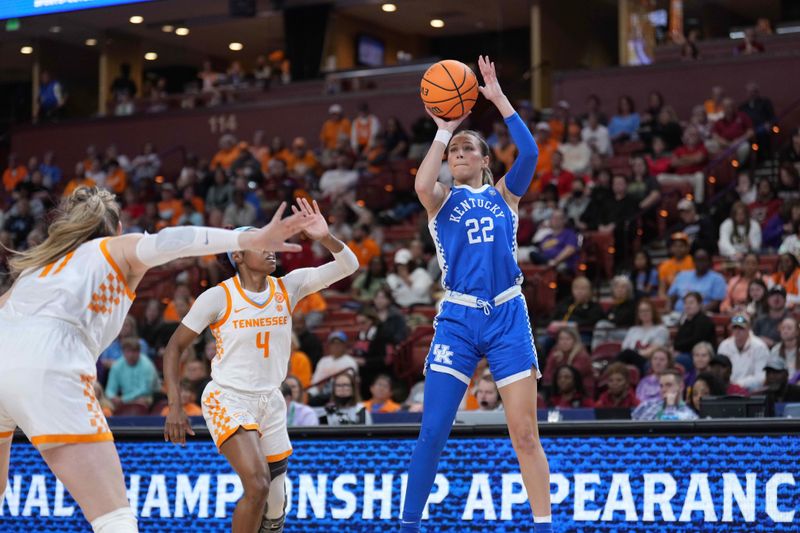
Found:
[9,186,120,274]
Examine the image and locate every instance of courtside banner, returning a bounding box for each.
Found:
[0,1,153,19]
[1,435,797,531]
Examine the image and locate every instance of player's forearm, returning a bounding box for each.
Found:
[163,343,184,407]
[491,94,515,119]
[318,233,345,253]
[415,140,447,197]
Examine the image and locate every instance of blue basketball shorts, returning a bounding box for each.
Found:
[425,294,540,388]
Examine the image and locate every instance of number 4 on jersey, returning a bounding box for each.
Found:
[256,331,270,358]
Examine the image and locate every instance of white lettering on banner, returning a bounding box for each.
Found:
[215,475,242,518]
[463,473,497,520]
[573,473,602,521]
[722,473,755,522]
[54,480,74,517]
[601,474,637,521]
[643,473,677,521]
[22,475,48,517]
[422,474,449,519]
[126,474,141,515]
[549,473,569,505]
[363,474,393,519]
[175,475,210,518]
[679,473,717,522]
[298,474,327,519]
[0,475,21,515]
[399,474,408,518]
[500,474,528,520]
[331,474,357,519]
[141,475,170,518]
[766,473,796,522]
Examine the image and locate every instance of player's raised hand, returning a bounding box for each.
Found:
[477,55,504,102]
[164,406,195,446]
[425,106,471,134]
[242,201,311,253]
[292,197,329,241]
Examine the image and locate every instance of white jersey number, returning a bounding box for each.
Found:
[465,217,494,244]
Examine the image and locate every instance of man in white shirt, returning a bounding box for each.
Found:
[558,124,592,175]
[581,112,611,156]
[386,248,433,308]
[717,314,771,391]
[310,330,359,391]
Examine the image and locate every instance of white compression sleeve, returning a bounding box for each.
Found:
[266,473,287,519]
[134,227,244,268]
[91,507,138,533]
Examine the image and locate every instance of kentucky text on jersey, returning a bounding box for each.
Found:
[447,197,506,224]
[232,316,288,329]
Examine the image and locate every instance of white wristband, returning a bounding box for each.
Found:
[434,129,452,146]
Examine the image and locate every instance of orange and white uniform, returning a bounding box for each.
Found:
[181,247,358,459]
[0,237,135,448]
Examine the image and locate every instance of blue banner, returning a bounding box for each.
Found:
[1,435,798,531]
[0,1,152,19]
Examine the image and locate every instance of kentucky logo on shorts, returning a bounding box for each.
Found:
[432,344,453,365]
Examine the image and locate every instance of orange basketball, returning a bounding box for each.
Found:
[420,60,479,120]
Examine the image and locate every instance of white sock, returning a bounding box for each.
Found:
[91,507,138,533]
[533,514,552,523]
[265,473,286,519]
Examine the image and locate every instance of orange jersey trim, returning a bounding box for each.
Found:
[233,275,275,309]
[30,432,114,446]
[217,423,260,449]
[99,238,135,300]
[38,262,56,278]
[266,449,293,463]
[276,277,291,314]
[0,430,13,439]
[211,282,233,330]
[53,251,75,275]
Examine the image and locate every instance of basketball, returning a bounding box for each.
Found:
[420,60,479,120]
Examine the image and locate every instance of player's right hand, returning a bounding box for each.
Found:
[242,201,314,253]
[164,407,196,445]
[425,106,471,133]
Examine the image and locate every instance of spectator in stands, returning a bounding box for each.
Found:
[595,363,640,409]
[687,372,725,415]
[704,86,725,123]
[3,197,34,248]
[771,253,800,308]
[640,91,664,132]
[718,314,771,392]
[721,253,762,314]
[386,247,433,308]
[543,327,593,396]
[604,174,639,268]
[779,221,800,261]
[61,163,95,197]
[559,177,590,227]
[718,201,761,260]
[130,142,161,183]
[559,123,591,176]
[105,337,160,408]
[3,153,27,193]
[685,341,715,387]
[547,365,594,408]
[283,382,318,426]
[619,299,670,372]
[645,136,672,176]
[347,223,381,268]
[539,150,576,198]
[608,95,640,142]
[319,372,370,425]
[284,375,306,405]
[286,136,319,178]
[318,152,359,199]
[581,112,611,156]
[668,249,727,314]
[161,379,202,417]
[732,171,756,205]
[362,286,408,362]
[384,117,410,159]
[735,27,765,55]
[753,286,790,347]
[779,128,800,172]
[746,278,770,321]
[533,122,559,178]
[675,199,716,254]
[93,382,114,417]
[593,276,637,347]
[776,164,800,204]
[549,100,571,142]
[37,70,66,122]
[362,374,401,414]
[210,134,242,171]
[205,168,234,211]
[351,102,380,157]
[491,124,517,175]
[523,209,579,272]
[650,106,683,151]
[658,126,709,203]
[310,331,359,393]
[110,63,137,115]
[674,291,717,355]
[633,369,698,421]
[547,276,605,349]
[351,255,388,303]
[628,155,661,237]
[289,332,313,389]
[39,151,61,188]
[630,250,658,297]
[223,190,257,227]
[761,357,800,402]
[294,290,327,330]
[474,375,503,411]
[749,179,781,232]
[740,82,775,149]
[771,316,799,378]
[711,98,754,163]
[708,354,749,396]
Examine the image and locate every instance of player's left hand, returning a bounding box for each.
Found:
[477,55,504,102]
[292,197,329,241]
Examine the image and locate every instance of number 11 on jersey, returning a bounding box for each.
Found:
[256,331,270,358]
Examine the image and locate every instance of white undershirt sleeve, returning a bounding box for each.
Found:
[181,285,227,334]
[281,246,359,309]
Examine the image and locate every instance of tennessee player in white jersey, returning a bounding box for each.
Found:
[162,198,358,533]
[0,187,312,533]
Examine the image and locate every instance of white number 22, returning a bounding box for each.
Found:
[465,217,494,244]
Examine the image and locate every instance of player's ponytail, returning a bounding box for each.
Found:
[9,186,120,274]
[456,130,494,186]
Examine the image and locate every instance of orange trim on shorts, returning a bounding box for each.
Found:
[217,423,260,449]
[210,282,233,330]
[266,449,293,463]
[233,275,275,309]
[276,277,291,314]
[30,432,114,446]
[0,430,13,439]
[99,238,135,300]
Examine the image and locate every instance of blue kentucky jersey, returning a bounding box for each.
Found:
[429,183,522,298]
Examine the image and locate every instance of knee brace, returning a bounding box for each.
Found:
[262,458,289,523]
[91,507,138,533]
